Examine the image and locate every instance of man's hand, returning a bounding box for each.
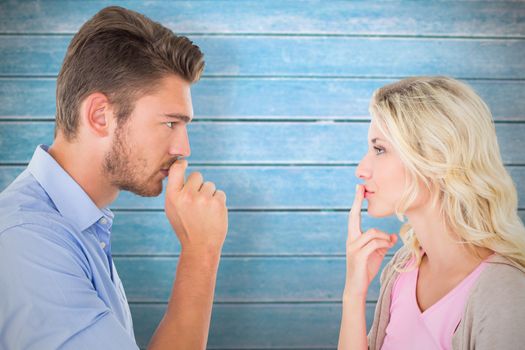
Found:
[164,159,228,255]
[149,159,228,350]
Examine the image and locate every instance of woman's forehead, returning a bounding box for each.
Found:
[368,119,386,140]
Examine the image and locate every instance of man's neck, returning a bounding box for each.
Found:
[48,137,118,209]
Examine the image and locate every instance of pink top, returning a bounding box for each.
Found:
[381,256,491,350]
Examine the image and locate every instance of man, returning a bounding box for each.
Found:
[0,6,228,349]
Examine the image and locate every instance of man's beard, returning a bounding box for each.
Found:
[103,125,163,197]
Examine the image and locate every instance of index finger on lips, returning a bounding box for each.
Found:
[166,159,188,193]
[348,184,364,241]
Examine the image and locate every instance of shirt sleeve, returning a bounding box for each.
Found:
[0,224,140,350]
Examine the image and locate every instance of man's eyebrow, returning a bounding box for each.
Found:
[162,113,192,123]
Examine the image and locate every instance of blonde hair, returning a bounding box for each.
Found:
[369,76,525,269]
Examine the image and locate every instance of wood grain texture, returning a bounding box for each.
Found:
[1,1,523,36]
[2,36,524,79]
[1,166,524,209]
[115,256,386,302]
[110,211,403,256]
[1,78,524,120]
[1,122,524,164]
[130,303,374,349]
[112,210,525,257]
[1,1,524,348]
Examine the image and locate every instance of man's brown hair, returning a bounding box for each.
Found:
[55,6,205,140]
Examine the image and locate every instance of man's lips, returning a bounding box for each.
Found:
[160,158,180,177]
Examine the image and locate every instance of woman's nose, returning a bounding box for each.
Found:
[355,155,371,180]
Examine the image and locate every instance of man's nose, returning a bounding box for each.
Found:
[170,127,191,158]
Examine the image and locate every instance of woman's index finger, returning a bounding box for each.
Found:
[348,184,364,241]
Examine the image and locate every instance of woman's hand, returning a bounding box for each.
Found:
[344,184,397,300]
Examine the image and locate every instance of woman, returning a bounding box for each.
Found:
[338,76,525,350]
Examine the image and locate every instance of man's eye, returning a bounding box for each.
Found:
[374,146,385,155]
[165,122,175,129]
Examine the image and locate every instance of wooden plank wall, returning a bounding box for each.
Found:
[1,1,524,349]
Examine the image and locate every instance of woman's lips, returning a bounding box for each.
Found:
[364,189,375,198]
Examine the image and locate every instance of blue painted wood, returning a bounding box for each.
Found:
[1,1,523,36]
[111,211,403,256]
[1,36,524,79]
[2,78,524,120]
[130,303,373,349]
[1,122,524,164]
[1,1,524,348]
[115,209,523,257]
[1,166,525,209]
[116,256,358,302]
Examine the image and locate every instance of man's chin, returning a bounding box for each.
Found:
[136,189,163,197]
[121,183,163,197]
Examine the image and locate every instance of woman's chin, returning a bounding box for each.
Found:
[366,205,395,218]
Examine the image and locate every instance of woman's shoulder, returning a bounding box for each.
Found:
[482,254,525,282]
[469,254,525,307]
[379,246,412,285]
[457,255,525,347]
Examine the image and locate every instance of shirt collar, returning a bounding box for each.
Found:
[28,144,111,231]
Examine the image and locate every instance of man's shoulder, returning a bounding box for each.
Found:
[0,170,81,248]
[1,169,61,230]
[0,214,91,280]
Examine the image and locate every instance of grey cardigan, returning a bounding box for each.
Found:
[368,247,525,349]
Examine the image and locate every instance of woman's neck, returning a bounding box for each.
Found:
[405,202,493,275]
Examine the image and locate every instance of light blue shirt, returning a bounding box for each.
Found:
[0,145,139,349]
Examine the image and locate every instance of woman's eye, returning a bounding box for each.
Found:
[374,146,385,155]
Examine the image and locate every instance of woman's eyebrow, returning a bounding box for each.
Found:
[371,137,386,144]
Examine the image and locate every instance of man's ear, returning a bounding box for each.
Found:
[80,92,114,137]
